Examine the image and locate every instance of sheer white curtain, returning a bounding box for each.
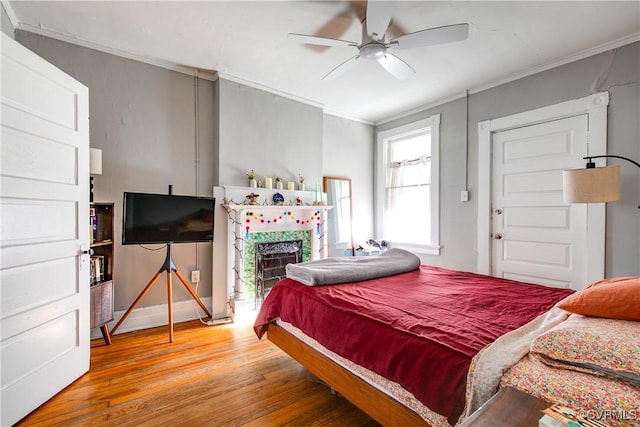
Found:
[384,133,431,244]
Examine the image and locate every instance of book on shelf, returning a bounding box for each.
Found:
[90,255,105,284]
[89,207,97,244]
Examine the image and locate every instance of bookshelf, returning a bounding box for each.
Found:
[90,202,114,345]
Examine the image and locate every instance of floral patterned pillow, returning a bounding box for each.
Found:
[530,314,640,384]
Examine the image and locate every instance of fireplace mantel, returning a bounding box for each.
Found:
[223,204,332,212]
[213,185,331,318]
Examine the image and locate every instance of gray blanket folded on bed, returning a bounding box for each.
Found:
[285,248,421,286]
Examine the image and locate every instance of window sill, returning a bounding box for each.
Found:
[388,242,441,256]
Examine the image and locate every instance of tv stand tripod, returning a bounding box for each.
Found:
[110,244,212,342]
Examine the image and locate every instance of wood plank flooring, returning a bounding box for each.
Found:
[17,319,379,427]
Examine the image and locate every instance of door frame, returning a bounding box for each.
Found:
[477,92,609,283]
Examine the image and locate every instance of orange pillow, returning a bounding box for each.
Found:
[558,277,640,321]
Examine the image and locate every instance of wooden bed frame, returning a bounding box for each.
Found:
[266,322,430,426]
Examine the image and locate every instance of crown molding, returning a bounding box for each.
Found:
[374,91,468,126]
[376,32,639,126]
[11,8,639,125]
[14,23,218,81]
[217,72,324,110]
[468,32,640,96]
[322,108,374,126]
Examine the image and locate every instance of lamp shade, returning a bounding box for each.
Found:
[90,148,103,175]
[562,165,620,203]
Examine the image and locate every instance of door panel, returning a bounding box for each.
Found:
[2,126,78,184]
[492,115,588,289]
[503,240,570,266]
[503,206,570,229]
[1,33,90,426]
[2,258,78,316]
[1,47,78,129]
[1,198,78,244]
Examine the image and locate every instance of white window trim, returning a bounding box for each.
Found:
[376,114,441,256]
[476,92,608,279]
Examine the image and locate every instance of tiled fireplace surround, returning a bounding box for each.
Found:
[213,186,330,317]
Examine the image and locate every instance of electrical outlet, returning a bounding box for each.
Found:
[191,270,200,283]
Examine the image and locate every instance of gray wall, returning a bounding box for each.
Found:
[16,31,218,313]
[377,42,640,277]
[218,79,323,189]
[15,28,637,323]
[322,114,375,246]
[14,31,376,318]
[376,97,475,271]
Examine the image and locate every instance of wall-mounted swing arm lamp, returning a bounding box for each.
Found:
[563,155,640,208]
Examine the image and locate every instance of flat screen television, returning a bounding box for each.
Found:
[122,192,215,245]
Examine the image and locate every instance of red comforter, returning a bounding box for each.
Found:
[254,265,574,424]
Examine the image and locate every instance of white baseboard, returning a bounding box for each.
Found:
[91,297,230,339]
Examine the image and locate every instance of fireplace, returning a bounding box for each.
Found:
[214,185,331,318]
[255,240,303,306]
[242,230,312,308]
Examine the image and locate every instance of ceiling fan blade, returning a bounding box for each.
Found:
[306,12,357,53]
[323,55,360,80]
[288,33,358,48]
[386,18,408,41]
[377,53,415,80]
[365,1,394,40]
[390,23,469,49]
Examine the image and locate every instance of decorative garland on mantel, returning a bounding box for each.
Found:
[221,201,326,238]
[221,201,328,303]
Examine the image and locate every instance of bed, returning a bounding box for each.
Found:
[253,250,640,426]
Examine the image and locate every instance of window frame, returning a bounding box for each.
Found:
[375,114,441,256]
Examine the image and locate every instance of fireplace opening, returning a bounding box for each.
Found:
[255,240,303,307]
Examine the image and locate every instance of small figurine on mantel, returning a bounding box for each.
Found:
[245,193,260,205]
[295,196,302,206]
[222,197,230,205]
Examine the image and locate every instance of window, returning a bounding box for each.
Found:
[376,114,440,255]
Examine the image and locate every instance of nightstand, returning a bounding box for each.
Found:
[460,386,550,427]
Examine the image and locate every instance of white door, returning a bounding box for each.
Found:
[1,33,90,425]
[492,115,589,289]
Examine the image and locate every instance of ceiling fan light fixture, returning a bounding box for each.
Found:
[290,1,469,80]
[359,43,386,60]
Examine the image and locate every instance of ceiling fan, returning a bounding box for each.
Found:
[289,1,469,81]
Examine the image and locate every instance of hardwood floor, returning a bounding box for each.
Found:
[17,319,379,427]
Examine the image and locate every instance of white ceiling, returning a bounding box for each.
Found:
[6,1,640,124]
